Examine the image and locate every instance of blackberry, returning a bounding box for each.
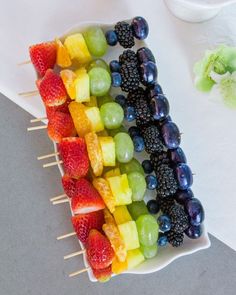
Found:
[119,50,138,65]
[120,62,140,92]
[167,231,184,247]
[127,87,145,106]
[142,125,163,153]
[135,101,153,127]
[155,164,178,197]
[150,151,170,171]
[115,22,135,48]
[169,204,189,233]
[157,196,175,214]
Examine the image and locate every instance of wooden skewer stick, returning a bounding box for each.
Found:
[69,267,90,278]
[50,193,67,202]
[18,60,31,66]
[37,152,59,160]
[19,90,39,97]
[52,198,69,205]
[27,125,47,131]
[57,231,76,240]
[43,160,63,168]
[30,117,47,123]
[64,249,85,260]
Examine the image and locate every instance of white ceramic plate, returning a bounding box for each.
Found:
[49,21,211,282]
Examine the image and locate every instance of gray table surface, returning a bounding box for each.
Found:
[0,94,235,295]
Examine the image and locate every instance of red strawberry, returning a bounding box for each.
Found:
[58,137,89,179]
[46,101,69,121]
[29,42,57,76]
[71,178,105,214]
[92,265,112,282]
[47,112,76,142]
[86,230,114,270]
[61,175,77,198]
[37,69,67,107]
[71,210,104,244]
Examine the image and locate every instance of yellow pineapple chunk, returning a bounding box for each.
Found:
[93,178,115,213]
[112,256,128,274]
[98,137,116,167]
[55,38,72,68]
[64,33,92,64]
[118,221,140,250]
[74,69,90,103]
[127,249,145,270]
[104,167,120,178]
[84,96,97,107]
[107,174,132,206]
[113,206,132,225]
[85,107,104,133]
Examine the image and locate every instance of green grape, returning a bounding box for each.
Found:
[127,172,146,201]
[195,76,215,92]
[88,67,111,96]
[136,215,159,246]
[119,158,145,176]
[88,59,110,72]
[114,133,134,163]
[140,244,158,259]
[100,102,124,129]
[83,27,107,57]
[107,126,127,137]
[218,72,236,108]
[97,94,113,108]
[127,201,148,220]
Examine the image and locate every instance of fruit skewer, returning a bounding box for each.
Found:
[24,17,206,282]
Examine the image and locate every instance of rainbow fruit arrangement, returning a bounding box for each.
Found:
[26,17,205,282]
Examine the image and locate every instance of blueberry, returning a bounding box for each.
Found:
[175,163,193,190]
[185,224,202,239]
[147,199,160,214]
[139,61,158,86]
[158,233,168,246]
[124,106,136,122]
[128,126,141,139]
[105,30,118,46]
[111,72,122,87]
[115,94,126,108]
[133,135,145,152]
[161,121,181,149]
[142,159,153,174]
[158,215,171,232]
[185,198,205,226]
[168,147,187,165]
[146,175,158,190]
[175,189,194,205]
[109,60,120,72]
[151,94,170,121]
[131,16,149,40]
[149,83,163,98]
[137,47,155,64]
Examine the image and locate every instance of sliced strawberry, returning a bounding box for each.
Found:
[29,42,57,76]
[86,229,114,270]
[92,265,112,282]
[71,210,104,244]
[58,138,89,179]
[61,175,77,198]
[37,69,68,107]
[71,178,105,214]
[46,101,69,121]
[47,112,76,142]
